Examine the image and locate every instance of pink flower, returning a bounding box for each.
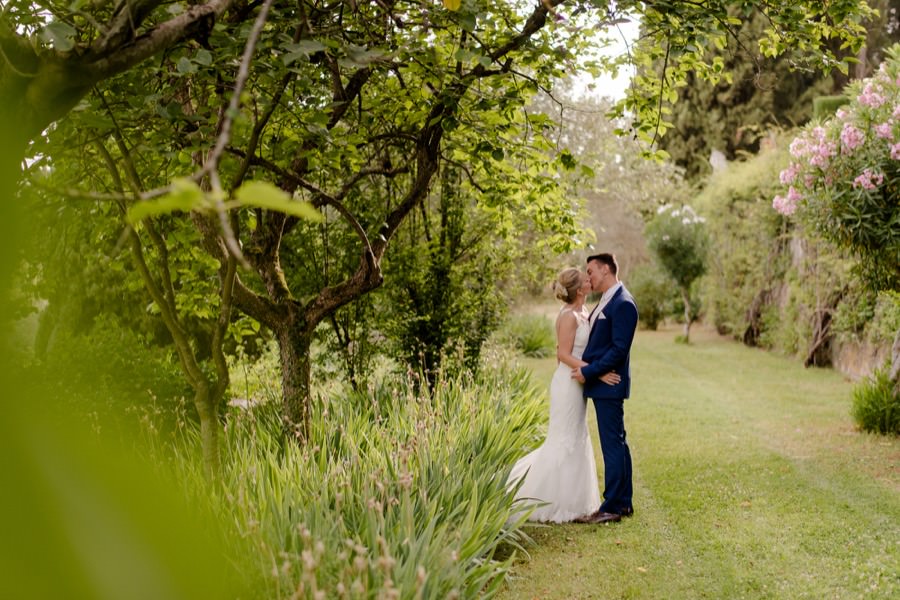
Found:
[789,136,811,158]
[858,83,886,108]
[772,194,798,216]
[875,121,894,139]
[836,109,849,120]
[852,168,884,191]
[893,105,900,119]
[787,186,803,202]
[779,163,800,185]
[840,124,865,153]
[808,141,836,168]
[891,142,900,160]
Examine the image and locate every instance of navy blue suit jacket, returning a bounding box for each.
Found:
[581,285,638,399]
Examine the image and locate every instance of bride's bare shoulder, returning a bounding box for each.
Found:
[555,306,580,328]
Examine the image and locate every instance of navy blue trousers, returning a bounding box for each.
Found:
[592,398,633,513]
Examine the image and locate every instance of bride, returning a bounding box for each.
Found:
[507,267,619,523]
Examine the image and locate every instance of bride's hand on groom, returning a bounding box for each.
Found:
[600,371,621,386]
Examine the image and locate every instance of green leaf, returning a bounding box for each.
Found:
[127,178,205,224]
[194,49,213,66]
[234,181,323,222]
[282,40,327,65]
[176,57,195,74]
[559,150,577,171]
[40,21,77,52]
[345,45,388,66]
[458,12,476,32]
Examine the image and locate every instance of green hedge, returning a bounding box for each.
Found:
[692,137,898,364]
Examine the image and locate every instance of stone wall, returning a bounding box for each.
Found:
[831,338,890,381]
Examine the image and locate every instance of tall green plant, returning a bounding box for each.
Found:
[851,366,900,435]
[164,366,547,597]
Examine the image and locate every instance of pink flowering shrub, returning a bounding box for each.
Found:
[774,45,900,290]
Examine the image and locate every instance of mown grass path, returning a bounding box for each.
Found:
[498,325,899,600]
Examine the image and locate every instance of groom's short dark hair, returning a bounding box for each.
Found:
[586,253,618,275]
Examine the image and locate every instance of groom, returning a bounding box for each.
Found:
[572,253,638,524]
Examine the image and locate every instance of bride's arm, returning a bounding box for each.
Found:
[556,311,588,369]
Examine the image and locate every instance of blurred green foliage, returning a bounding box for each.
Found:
[0,366,238,600]
[813,95,850,119]
[496,315,556,359]
[694,142,791,341]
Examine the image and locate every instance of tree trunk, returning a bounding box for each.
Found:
[277,322,312,442]
[193,386,221,479]
[0,129,26,295]
[890,327,900,395]
[681,287,692,342]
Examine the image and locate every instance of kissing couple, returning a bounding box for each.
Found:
[508,253,638,524]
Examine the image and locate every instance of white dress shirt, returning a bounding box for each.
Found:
[590,282,623,326]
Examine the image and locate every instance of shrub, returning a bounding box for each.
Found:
[498,314,555,358]
[812,95,849,119]
[30,313,190,434]
[774,46,900,291]
[851,367,900,435]
[628,263,673,330]
[693,143,790,340]
[832,289,900,348]
[162,366,547,598]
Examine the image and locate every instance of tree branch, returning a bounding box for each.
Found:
[202,0,275,266]
[82,0,233,79]
[91,0,167,57]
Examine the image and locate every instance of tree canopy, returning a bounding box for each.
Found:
[2,0,879,442]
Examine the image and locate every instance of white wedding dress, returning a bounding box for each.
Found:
[507,308,601,523]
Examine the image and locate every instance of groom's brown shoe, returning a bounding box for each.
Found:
[573,510,600,524]
[576,509,621,524]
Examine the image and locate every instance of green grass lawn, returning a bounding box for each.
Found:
[501,325,899,600]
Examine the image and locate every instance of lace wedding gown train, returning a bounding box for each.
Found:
[507,310,601,523]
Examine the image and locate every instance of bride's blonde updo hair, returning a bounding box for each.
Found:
[552,267,582,303]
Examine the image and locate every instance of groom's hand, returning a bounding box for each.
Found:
[571,367,586,383]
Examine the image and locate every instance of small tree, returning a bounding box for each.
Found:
[645,204,709,342]
[774,43,900,392]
